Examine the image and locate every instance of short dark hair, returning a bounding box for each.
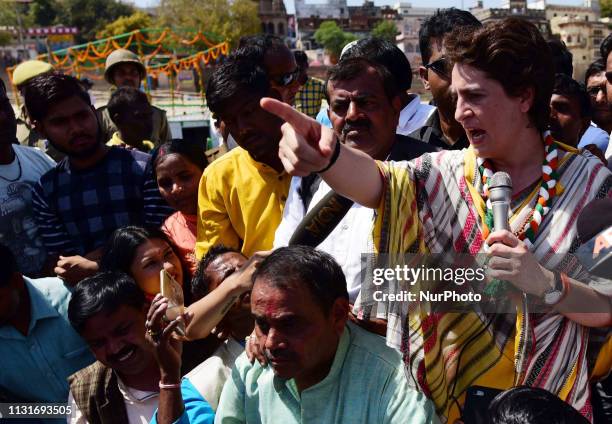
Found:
[585,59,606,85]
[419,8,482,65]
[107,86,150,124]
[547,39,573,77]
[341,37,412,91]
[488,386,590,424]
[68,272,145,334]
[238,34,285,50]
[153,139,208,178]
[24,73,91,122]
[206,54,270,115]
[252,246,348,316]
[446,18,554,133]
[553,73,592,118]
[191,245,242,301]
[100,226,174,275]
[326,57,398,104]
[236,34,288,67]
[0,243,18,287]
[294,50,309,68]
[237,34,288,57]
[600,33,612,62]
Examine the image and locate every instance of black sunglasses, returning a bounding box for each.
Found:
[270,69,299,87]
[606,71,612,84]
[425,57,450,79]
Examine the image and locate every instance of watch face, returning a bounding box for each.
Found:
[544,290,563,306]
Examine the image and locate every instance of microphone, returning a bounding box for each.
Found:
[489,171,512,232]
[575,198,612,279]
[484,172,512,297]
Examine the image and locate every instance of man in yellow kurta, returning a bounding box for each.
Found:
[195,52,291,259]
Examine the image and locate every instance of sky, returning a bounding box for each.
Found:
[133,0,588,13]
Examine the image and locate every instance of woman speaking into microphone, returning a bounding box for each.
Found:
[261,18,612,423]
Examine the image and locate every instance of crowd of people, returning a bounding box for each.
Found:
[0,8,611,424]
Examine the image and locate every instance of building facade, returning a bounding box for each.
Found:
[295,0,400,48]
[471,0,552,38]
[256,0,289,37]
[532,0,605,79]
[393,2,437,67]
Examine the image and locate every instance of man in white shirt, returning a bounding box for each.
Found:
[317,37,435,134]
[340,37,435,135]
[0,78,55,277]
[274,59,436,303]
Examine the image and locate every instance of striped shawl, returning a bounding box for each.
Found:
[356,145,612,422]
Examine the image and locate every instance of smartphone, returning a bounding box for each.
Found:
[160,269,185,336]
[462,385,503,424]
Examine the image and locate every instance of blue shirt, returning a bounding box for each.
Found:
[32,147,172,256]
[578,123,610,153]
[315,107,332,128]
[0,277,94,403]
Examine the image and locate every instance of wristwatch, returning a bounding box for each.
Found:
[543,271,565,306]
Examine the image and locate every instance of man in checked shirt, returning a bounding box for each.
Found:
[26,73,172,284]
[293,50,326,119]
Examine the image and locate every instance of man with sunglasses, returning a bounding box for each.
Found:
[237,34,302,106]
[411,8,481,150]
[195,51,292,259]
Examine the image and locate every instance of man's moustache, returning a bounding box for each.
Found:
[342,122,370,135]
[265,348,294,362]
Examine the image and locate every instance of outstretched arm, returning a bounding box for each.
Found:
[185,253,267,340]
[261,98,383,209]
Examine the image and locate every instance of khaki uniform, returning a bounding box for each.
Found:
[97,105,171,146]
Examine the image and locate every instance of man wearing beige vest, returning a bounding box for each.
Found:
[67,272,163,424]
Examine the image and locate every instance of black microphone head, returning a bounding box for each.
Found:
[488,171,512,203]
[577,198,612,244]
